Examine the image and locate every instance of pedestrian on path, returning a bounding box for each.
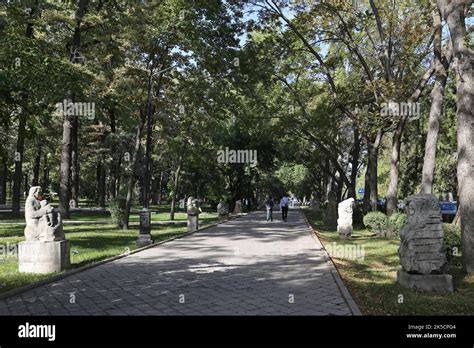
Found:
[280,195,289,222]
[265,196,274,222]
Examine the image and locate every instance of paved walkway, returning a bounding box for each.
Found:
[0,209,359,315]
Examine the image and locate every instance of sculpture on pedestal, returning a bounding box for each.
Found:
[397,194,453,292]
[234,200,243,215]
[186,197,202,232]
[19,186,69,274]
[217,201,229,222]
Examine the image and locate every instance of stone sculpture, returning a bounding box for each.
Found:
[19,186,69,274]
[337,198,354,238]
[397,194,453,292]
[186,197,202,232]
[217,201,229,222]
[234,200,243,215]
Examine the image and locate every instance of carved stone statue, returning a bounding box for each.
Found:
[19,186,69,274]
[186,197,202,232]
[24,186,64,242]
[186,197,202,215]
[323,191,338,229]
[337,198,354,238]
[397,194,453,292]
[234,200,243,215]
[217,201,229,222]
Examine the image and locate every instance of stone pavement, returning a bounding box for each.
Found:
[0,209,360,315]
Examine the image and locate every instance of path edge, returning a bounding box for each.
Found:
[300,208,363,316]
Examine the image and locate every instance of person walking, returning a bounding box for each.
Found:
[280,194,289,222]
[265,196,274,222]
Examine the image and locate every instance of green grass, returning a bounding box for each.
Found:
[0,211,218,224]
[303,208,474,315]
[0,221,192,295]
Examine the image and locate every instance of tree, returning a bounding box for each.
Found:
[437,0,474,274]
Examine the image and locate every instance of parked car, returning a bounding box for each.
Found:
[439,201,457,222]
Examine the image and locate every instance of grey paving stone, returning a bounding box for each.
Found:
[0,210,357,316]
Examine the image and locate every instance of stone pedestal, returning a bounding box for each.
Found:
[218,213,229,222]
[19,240,70,274]
[137,208,153,247]
[187,215,199,232]
[397,270,453,292]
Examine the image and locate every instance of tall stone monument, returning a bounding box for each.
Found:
[19,186,70,273]
[234,200,243,215]
[217,201,229,222]
[397,194,453,292]
[323,191,338,229]
[186,197,202,232]
[337,198,354,238]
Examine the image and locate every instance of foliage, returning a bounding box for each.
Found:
[363,212,389,236]
[387,212,407,239]
[443,223,462,260]
[108,198,126,228]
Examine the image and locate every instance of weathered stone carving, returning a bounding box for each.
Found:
[234,200,243,215]
[19,186,69,274]
[323,191,338,229]
[24,186,65,242]
[217,201,229,222]
[337,198,354,238]
[187,197,202,232]
[397,193,453,292]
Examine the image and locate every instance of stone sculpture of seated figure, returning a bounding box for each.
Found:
[24,186,65,242]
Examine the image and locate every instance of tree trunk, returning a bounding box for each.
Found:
[59,0,87,218]
[0,160,7,204]
[32,144,41,186]
[169,166,181,221]
[438,0,474,274]
[156,171,163,205]
[96,155,106,208]
[123,121,143,229]
[421,72,448,193]
[386,117,406,215]
[12,0,36,215]
[421,9,451,194]
[363,165,371,213]
[366,132,382,212]
[71,115,79,208]
[12,103,27,215]
[40,153,50,190]
[349,127,360,199]
[109,108,117,200]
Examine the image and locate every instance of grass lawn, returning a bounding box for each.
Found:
[0,210,218,223]
[0,221,193,295]
[303,208,474,315]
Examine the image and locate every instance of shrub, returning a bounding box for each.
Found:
[443,223,461,260]
[363,212,389,236]
[108,197,126,228]
[387,212,407,238]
